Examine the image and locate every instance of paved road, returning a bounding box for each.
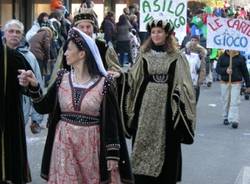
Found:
[181,82,250,184]
[26,81,250,184]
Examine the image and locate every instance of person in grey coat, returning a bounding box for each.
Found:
[116,14,133,66]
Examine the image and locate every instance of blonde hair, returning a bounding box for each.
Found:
[3,19,24,34]
[141,34,178,54]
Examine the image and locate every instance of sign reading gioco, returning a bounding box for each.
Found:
[207,16,250,52]
[140,0,187,43]
[214,32,248,48]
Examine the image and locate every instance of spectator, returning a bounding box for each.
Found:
[116,14,133,66]
[49,11,65,51]
[29,23,54,86]
[184,48,201,103]
[100,11,116,44]
[64,11,73,33]
[123,7,130,17]
[185,35,207,102]
[26,12,49,41]
[129,14,139,34]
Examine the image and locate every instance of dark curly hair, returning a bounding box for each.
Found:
[37,12,49,26]
[66,29,101,77]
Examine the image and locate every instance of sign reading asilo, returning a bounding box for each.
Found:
[140,0,187,43]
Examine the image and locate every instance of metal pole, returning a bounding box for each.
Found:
[227,51,233,113]
[64,0,69,11]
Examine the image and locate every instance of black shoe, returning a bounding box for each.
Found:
[231,122,239,129]
[207,82,212,87]
[30,121,41,134]
[223,119,229,125]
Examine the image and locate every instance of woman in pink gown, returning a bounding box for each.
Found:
[18,28,134,184]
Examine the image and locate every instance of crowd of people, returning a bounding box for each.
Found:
[0,0,250,183]
[181,4,250,129]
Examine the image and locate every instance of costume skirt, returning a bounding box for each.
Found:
[48,121,121,184]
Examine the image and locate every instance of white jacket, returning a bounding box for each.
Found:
[25,21,40,41]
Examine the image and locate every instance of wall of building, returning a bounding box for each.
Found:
[0,0,140,31]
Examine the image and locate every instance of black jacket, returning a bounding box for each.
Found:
[216,52,250,87]
[0,45,32,183]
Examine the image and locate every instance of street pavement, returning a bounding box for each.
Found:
[181,82,250,184]
[26,81,250,184]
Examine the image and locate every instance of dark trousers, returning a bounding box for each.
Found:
[194,86,200,103]
[116,41,133,66]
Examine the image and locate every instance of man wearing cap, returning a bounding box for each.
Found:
[73,8,121,73]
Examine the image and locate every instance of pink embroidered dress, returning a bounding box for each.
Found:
[48,72,120,184]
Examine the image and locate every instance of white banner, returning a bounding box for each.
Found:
[207,16,250,52]
[139,0,187,43]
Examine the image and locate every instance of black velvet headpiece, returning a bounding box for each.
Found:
[146,19,174,35]
[68,28,88,51]
[73,13,95,25]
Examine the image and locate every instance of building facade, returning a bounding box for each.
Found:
[0,0,139,32]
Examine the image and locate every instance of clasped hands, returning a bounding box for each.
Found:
[226,67,232,75]
[18,70,38,87]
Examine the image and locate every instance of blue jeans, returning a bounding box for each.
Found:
[220,83,241,123]
[22,95,43,125]
[116,41,133,66]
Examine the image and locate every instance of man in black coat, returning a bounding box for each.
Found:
[0,33,32,183]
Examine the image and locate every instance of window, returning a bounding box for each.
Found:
[33,0,51,23]
[1,0,13,28]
